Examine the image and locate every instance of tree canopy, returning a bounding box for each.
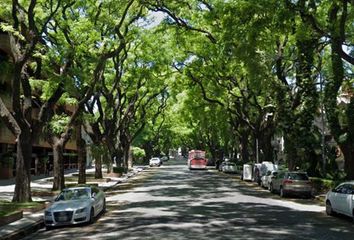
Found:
[0,0,354,201]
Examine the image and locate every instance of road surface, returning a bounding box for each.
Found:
[23,160,354,240]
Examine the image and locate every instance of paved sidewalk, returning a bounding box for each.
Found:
[0,166,145,240]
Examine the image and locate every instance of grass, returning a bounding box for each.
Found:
[0,200,43,217]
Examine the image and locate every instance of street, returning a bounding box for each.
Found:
[23,160,354,240]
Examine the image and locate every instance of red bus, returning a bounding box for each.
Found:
[188,150,207,170]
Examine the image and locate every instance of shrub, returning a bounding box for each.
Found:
[310,177,335,195]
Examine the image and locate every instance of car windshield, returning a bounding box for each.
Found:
[288,173,309,180]
[56,188,90,201]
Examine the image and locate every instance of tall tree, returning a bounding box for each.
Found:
[0,0,67,202]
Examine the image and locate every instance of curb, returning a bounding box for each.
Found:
[1,218,44,240]
[0,167,146,240]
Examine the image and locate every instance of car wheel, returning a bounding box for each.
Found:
[102,199,106,214]
[326,201,334,216]
[280,187,286,198]
[89,207,95,224]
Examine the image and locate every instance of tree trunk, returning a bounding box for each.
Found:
[115,148,124,167]
[341,143,354,180]
[143,142,154,162]
[123,144,130,169]
[307,150,320,177]
[285,136,297,171]
[127,145,133,169]
[325,10,352,178]
[240,131,249,163]
[95,155,103,179]
[260,130,274,163]
[12,130,32,202]
[52,142,65,191]
[77,125,86,184]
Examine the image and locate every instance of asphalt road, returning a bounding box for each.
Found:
[23,160,354,240]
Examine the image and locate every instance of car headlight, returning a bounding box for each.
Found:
[75,208,86,214]
[45,211,52,216]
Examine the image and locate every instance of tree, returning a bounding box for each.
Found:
[286,0,354,178]
[0,0,68,202]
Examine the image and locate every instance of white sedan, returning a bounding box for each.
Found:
[149,157,162,167]
[325,181,354,220]
[44,186,106,230]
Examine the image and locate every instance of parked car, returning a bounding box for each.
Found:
[218,161,226,172]
[260,170,278,189]
[221,162,240,174]
[44,186,106,230]
[255,161,278,185]
[325,181,354,220]
[149,157,162,167]
[269,171,312,198]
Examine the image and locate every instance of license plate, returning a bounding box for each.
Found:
[58,216,68,222]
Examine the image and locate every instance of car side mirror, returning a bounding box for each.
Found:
[91,192,96,199]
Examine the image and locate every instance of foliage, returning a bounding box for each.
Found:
[309,177,335,195]
[0,200,43,217]
[132,147,146,163]
[48,114,70,135]
[1,0,354,190]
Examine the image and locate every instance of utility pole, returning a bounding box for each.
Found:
[319,64,326,176]
[256,138,259,163]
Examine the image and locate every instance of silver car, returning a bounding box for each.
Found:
[44,186,106,230]
[326,181,354,220]
[269,171,312,198]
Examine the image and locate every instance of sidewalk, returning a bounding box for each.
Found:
[0,166,145,240]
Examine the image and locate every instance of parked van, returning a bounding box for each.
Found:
[254,161,278,185]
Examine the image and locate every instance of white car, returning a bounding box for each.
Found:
[149,157,162,167]
[326,181,354,220]
[44,186,106,230]
[221,162,240,174]
[261,170,278,189]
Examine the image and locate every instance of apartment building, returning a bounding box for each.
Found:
[0,30,92,179]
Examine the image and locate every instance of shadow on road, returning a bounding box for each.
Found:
[27,164,354,240]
